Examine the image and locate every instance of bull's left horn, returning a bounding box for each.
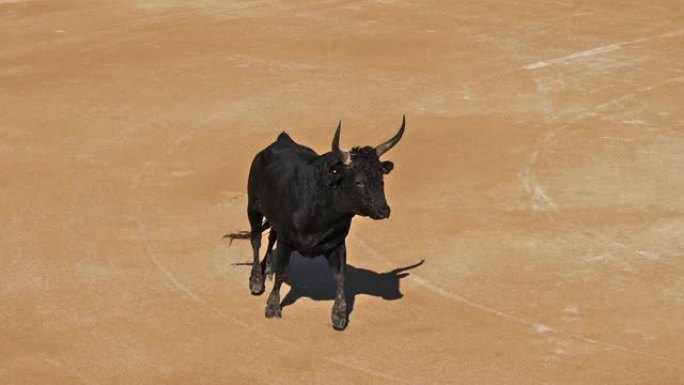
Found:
[375,115,405,157]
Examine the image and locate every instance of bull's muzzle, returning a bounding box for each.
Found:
[371,206,391,220]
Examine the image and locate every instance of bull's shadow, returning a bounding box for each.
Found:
[281,253,424,317]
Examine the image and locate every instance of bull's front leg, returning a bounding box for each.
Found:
[327,244,348,330]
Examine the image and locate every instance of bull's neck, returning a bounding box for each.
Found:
[316,183,354,223]
[304,179,353,227]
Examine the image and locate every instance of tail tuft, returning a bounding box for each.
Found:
[223,231,251,246]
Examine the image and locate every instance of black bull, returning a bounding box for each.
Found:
[244,116,406,330]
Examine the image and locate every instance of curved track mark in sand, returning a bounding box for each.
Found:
[350,236,684,367]
[521,76,684,267]
[365,32,684,366]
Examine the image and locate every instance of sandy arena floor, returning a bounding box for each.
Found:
[2,1,683,384]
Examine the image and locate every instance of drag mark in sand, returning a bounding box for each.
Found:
[39,354,99,385]
[524,43,622,70]
[524,29,684,70]
[403,27,682,116]
[0,334,97,385]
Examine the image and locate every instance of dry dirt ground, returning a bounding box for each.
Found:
[2,1,683,384]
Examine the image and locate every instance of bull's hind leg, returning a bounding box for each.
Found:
[248,206,265,295]
[261,230,277,280]
[265,242,291,318]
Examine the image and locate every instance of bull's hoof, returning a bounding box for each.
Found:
[250,278,264,296]
[265,304,281,318]
[264,261,273,281]
[265,293,281,318]
[249,268,265,296]
[331,300,348,330]
[332,312,348,331]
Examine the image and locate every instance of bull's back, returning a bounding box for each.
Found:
[247,132,318,226]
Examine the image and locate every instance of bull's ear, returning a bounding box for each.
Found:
[381,161,394,174]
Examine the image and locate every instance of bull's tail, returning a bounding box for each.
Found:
[223,220,271,246]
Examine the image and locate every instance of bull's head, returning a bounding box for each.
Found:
[329,116,405,219]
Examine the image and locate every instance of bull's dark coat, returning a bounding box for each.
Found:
[246,117,405,330]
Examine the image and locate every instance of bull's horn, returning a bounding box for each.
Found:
[375,115,405,157]
[332,120,351,166]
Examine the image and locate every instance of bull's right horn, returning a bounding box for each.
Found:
[332,120,351,166]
